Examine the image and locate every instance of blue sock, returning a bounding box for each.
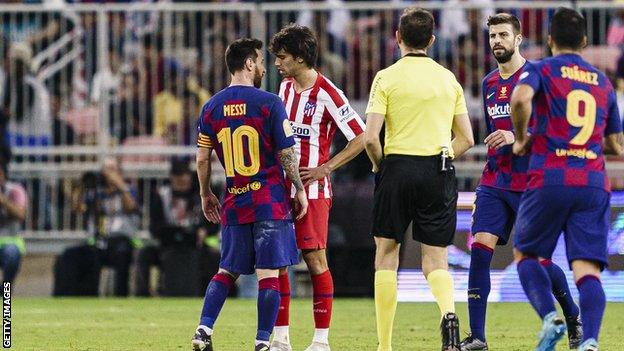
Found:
[200,273,235,328]
[468,243,493,341]
[577,275,606,342]
[257,277,281,342]
[541,260,580,318]
[517,257,556,319]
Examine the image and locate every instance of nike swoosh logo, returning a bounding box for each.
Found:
[487,92,496,99]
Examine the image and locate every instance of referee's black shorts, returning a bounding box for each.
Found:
[371,154,458,247]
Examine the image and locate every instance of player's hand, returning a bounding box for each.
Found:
[300,165,331,186]
[201,193,221,224]
[293,190,308,221]
[484,130,515,150]
[512,139,530,156]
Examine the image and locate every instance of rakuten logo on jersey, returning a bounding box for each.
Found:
[290,122,311,139]
[487,103,511,119]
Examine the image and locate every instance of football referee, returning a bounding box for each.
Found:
[364,8,474,351]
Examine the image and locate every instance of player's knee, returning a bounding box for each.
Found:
[217,268,238,281]
[303,249,328,274]
[473,232,498,249]
[571,259,601,282]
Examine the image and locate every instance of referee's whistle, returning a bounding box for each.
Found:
[440,146,450,172]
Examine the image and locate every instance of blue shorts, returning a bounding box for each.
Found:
[513,186,610,269]
[220,220,299,275]
[471,185,522,245]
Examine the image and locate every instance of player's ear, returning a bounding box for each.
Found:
[395,30,401,45]
[581,35,588,49]
[427,35,436,49]
[245,57,254,71]
[515,33,523,48]
[547,35,554,50]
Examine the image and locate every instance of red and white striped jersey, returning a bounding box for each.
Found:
[279,73,365,199]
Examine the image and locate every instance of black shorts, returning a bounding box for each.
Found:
[371,154,458,247]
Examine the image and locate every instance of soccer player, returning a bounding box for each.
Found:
[191,38,309,351]
[511,8,623,351]
[268,24,366,351]
[461,13,581,351]
[365,8,474,351]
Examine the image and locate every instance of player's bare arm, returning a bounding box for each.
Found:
[300,133,365,185]
[196,147,221,224]
[510,84,535,155]
[364,112,384,172]
[0,193,26,221]
[604,132,624,156]
[451,113,475,158]
[279,146,308,220]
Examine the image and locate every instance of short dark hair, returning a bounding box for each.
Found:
[269,24,318,68]
[399,8,435,50]
[487,13,521,35]
[225,38,263,74]
[550,7,586,50]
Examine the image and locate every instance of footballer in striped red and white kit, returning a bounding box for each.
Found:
[268,24,365,351]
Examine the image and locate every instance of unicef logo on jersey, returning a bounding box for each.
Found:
[303,102,317,118]
[487,103,511,119]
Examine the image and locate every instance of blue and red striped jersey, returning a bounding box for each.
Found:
[518,54,622,191]
[480,63,530,192]
[197,85,296,225]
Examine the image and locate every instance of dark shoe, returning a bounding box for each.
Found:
[440,312,461,351]
[566,316,582,349]
[460,335,489,350]
[192,328,213,351]
[255,343,270,351]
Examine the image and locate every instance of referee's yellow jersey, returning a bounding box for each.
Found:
[366,54,468,158]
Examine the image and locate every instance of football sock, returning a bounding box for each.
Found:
[468,243,494,341]
[273,272,291,343]
[257,277,281,343]
[200,272,235,328]
[517,257,556,319]
[311,270,333,336]
[375,270,397,351]
[540,259,580,318]
[577,275,605,342]
[427,269,456,316]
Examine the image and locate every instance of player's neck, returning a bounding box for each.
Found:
[401,48,427,57]
[229,73,254,87]
[498,54,526,77]
[293,69,318,93]
[552,48,580,57]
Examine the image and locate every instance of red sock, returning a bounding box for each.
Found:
[275,272,290,327]
[311,270,333,329]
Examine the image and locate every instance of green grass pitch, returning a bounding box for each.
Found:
[12,298,624,350]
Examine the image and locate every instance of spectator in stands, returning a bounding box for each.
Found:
[0,160,27,284]
[135,158,218,296]
[153,62,209,144]
[51,90,76,147]
[111,69,152,143]
[90,50,122,105]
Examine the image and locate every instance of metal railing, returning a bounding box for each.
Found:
[0,1,622,238]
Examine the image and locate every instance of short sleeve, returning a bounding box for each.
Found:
[324,90,365,142]
[518,61,542,93]
[196,104,214,149]
[453,79,468,115]
[271,99,296,151]
[605,88,623,136]
[365,71,387,115]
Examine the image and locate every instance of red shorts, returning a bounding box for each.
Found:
[295,198,332,249]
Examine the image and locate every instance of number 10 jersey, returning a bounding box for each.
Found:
[197,85,296,225]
